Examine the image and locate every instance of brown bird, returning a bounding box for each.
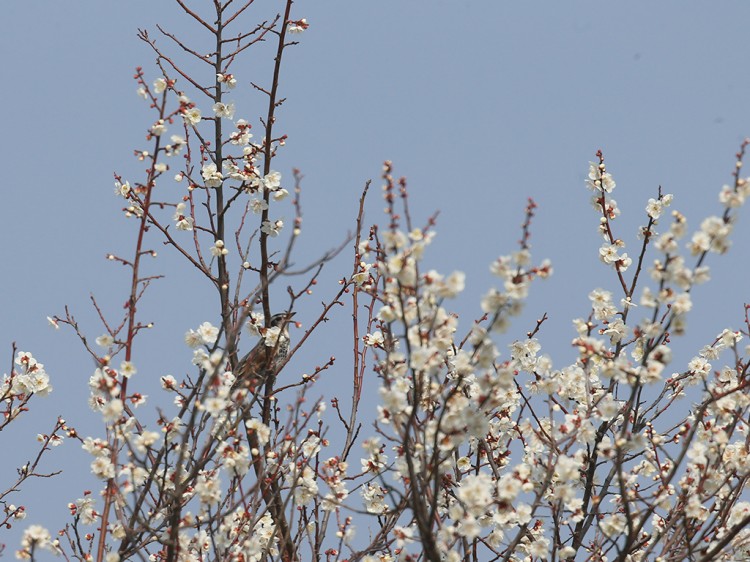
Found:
[234,311,295,392]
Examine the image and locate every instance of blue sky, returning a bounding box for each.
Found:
[2,0,750,552]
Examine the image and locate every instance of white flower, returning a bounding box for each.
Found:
[263,171,282,189]
[7,505,25,521]
[194,471,222,506]
[19,525,53,555]
[153,78,167,94]
[457,473,493,517]
[246,418,271,445]
[261,219,283,237]
[151,119,167,136]
[671,292,692,315]
[184,107,202,125]
[184,329,203,349]
[173,202,194,231]
[646,198,663,219]
[509,338,541,371]
[289,465,318,506]
[601,514,627,537]
[589,288,616,320]
[91,456,116,479]
[436,271,465,298]
[363,332,384,347]
[586,161,616,193]
[210,239,229,257]
[216,73,237,89]
[288,18,308,33]
[362,482,387,514]
[599,244,620,265]
[114,181,131,198]
[160,374,177,390]
[169,134,186,153]
[82,437,110,457]
[212,101,236,119]
[250,197,269,214]
[120,361,137,378]
[230,128,252,145]
[688,356,712,379]
[719,184,746,207]
[245,312,265,337]
[102,399,124,422]
[352,262,372,286]
[134,432,159,455]
[175,216,194,231]
[203,397,227,416]
[14,352,52,396]
[201,162,224,188]
[96,334,114,348]
[196,322,219,345]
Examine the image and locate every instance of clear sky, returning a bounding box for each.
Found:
[2,0,750,552]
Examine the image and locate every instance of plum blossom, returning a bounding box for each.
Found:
[201,162,223,188]
[18,525,55,558]
[261,219,283,237]
[362,483,388,514]
[245,312,265,337]
[250,198,268,214]
[153,78,167,94]
[173,202,194,231]
[586,161,616,193]
[262,170,282,191]
[352,262,373,286]
[363,331,384,347]
[96,334,114,348]
[212,101,235,119]
[120,361,137,378]
[216,73,237,89]
[151,119,167,136]
[210,239,229,257]
[184,107,202,125]
[288,18,309,33]
[13,351,52,396]
[114,180,131,198]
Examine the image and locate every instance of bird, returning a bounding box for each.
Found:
[233,311,296,393]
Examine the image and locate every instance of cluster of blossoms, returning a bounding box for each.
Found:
[88,329,142,420]
[355,165,562,558]
[165,78,288,237]
[131,72,296,264]
[1,350,53,433]
[73,314,286,558]
[350,155,750,560]
[482,247,552,333]
[17,5,750,556]
[180,511,278,561]
[4,351,51,399]
[216,72,237,89]
[1,352,62,556]
[22,142,750,561]
[16,524,59,559]
[587,159,635,272]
